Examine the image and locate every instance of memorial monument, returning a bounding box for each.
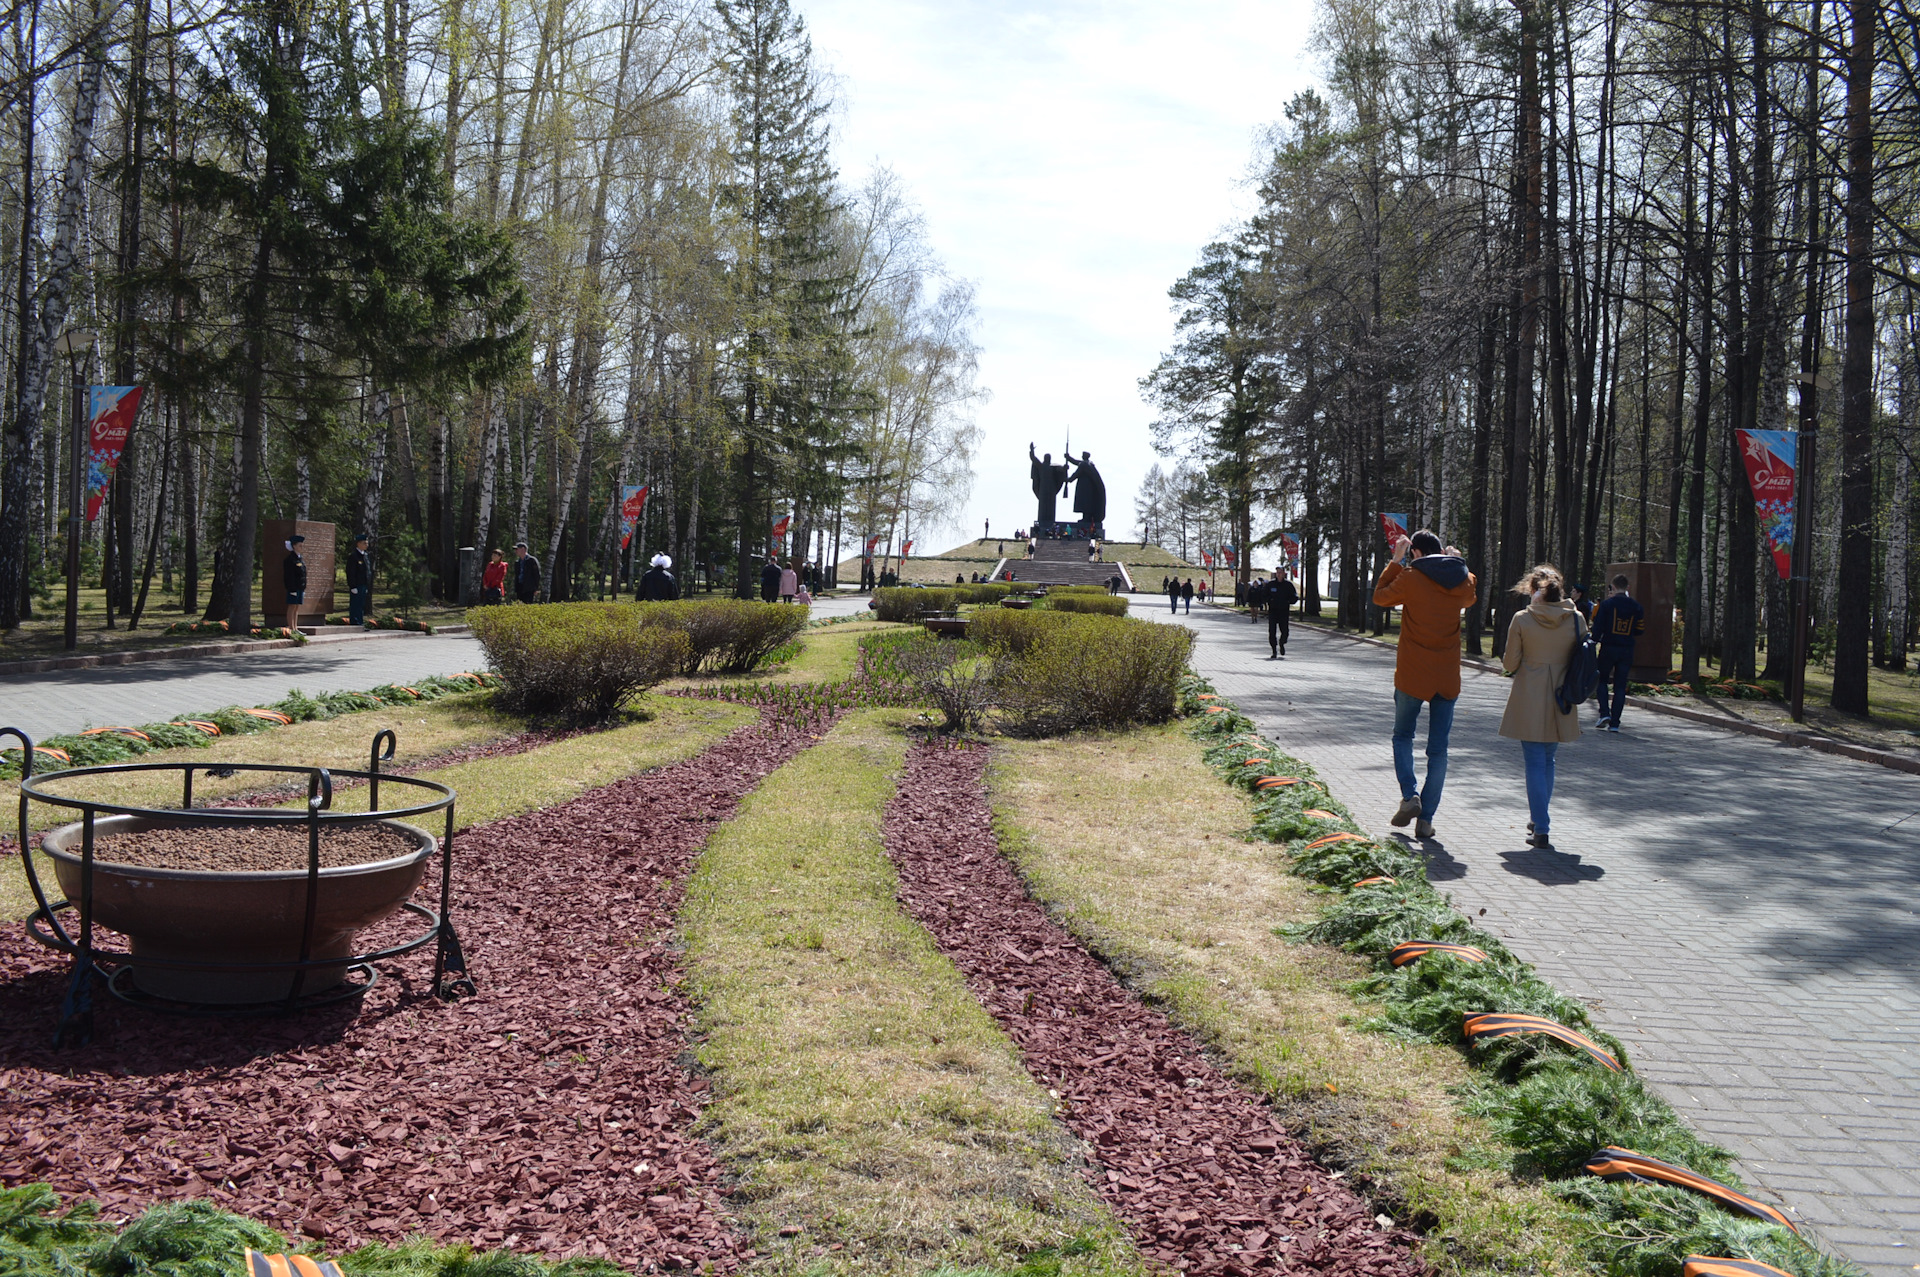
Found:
[1029,443,1069,528]
[1068,451,1106,536]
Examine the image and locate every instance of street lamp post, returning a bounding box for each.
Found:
[55,329,96,652]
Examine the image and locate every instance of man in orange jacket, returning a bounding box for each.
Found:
[1373,529,1479,839]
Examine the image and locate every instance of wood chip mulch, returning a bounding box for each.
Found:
[883,740,1429,1277]
[0,710,834,1271]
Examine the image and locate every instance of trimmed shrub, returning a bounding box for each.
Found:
[1046,584,1108,595]
[995,614,1193,736]
[1044,594,1128,615]
[639,599,808,674]
[955,582,1012,604]
[966,607,1076,655]
[870,586,960,621]
[470,603,691,721]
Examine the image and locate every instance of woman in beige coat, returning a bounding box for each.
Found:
[1500,565,1582,849]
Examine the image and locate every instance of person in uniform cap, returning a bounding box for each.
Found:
[639,553,676,601]
[512,540,542,603]
[346,532,373,624]
[282,536,308,634]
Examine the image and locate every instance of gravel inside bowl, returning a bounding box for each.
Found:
[89,823,420,872]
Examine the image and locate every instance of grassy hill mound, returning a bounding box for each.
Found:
[833,539,1202,586]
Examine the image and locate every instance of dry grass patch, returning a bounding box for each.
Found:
[991,723,1588,1277]
[681,710,1144,1277]
[658,619,905,694]
[0,693,753,920]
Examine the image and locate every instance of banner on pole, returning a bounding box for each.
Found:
[84,386,144,521]
[1221,544,1237,568]
[1278,532,1301,578]
[1378,512,1409,545]
[863,534,881,556]
[617,484,649,550]
[771,513,792,540]
[1200,550,1213,569]
[901,540,913,558]
[1736,429,1797,580]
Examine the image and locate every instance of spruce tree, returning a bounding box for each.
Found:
[713,0,856,597]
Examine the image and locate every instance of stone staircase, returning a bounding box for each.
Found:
[1006,539,1134,589]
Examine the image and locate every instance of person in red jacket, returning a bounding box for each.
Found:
[1373,529,1479,839]
[479,549,508,605]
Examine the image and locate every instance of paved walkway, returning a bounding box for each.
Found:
[0,594,879,741]
[0,634,486,740]
[1137,602,1920,1276]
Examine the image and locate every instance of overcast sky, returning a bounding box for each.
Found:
[801,0,1319,554]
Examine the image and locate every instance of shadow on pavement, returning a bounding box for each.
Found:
[1499,846,1605,884]
[1401,834,1468,881]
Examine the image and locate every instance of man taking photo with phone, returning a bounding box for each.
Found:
[1373,529,1479,839]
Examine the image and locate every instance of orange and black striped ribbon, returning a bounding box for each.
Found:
[246,1252,344,1277]
[1302,832,1368,852]
[1390,941,1488,967]
[1583,1149,1797,1232]
[1462,1012,1622,1072]
[1683,1257,1795,1277]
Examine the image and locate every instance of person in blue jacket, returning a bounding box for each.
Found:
[1590,573,1646,731]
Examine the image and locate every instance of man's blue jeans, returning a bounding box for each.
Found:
[1392,690,1456,821]
[1522,741,1558,837]
[1596,645,1634,724]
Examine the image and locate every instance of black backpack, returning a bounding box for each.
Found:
[1556,614,1600,714]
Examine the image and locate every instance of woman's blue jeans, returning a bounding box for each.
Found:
[1521,741,1559,836]
[1392,691,1455,821]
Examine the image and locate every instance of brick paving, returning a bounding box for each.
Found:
[1139,602,1920,1277]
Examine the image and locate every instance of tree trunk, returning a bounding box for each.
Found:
[0,39,105,628]
[1831,0,1876,714]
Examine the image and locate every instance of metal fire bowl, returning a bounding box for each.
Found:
[42,815,436,1005]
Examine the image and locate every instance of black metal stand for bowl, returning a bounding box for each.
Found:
[4,726,476,1047]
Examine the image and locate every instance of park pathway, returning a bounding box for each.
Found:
[0,634,486,740]
[0,592,878,742]
[1138,601,1920,1277]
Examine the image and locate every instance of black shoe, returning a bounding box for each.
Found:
[1528,833,1553,849]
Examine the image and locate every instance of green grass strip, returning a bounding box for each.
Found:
[680,710,1144,1277]
[1176,676,1861,1277]
[0,1187,620,1277]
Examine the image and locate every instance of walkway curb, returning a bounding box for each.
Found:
[0,625,460,678]
[0,637,301,677]
[1288,613,1920,778]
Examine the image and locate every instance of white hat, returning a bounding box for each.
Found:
[651,553,671,568]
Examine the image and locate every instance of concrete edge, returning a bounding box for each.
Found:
[0,637,301,677]
[0,623,468,678]
[1285,613,1920,779]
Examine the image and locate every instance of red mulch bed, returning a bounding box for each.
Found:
[203,723,600,810]
[0,711,831,1270]
[883,741,1428,1277]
